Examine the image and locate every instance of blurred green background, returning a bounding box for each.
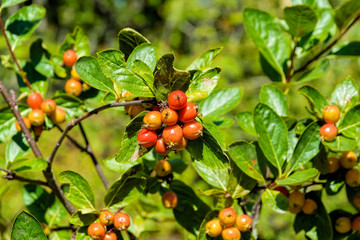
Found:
[0,0,360,239]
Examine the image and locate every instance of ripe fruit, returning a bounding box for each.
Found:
[128,105,145,119]
[204,219,222,237]
[99,210,114,226]
[50,107,66,124]
[236,214,252,232]
[323,105,340,124]
[273,186,289,198]
[161,108,178,126]
[87,222,105,240]
[83,82,91,91]
[340,151,358,169]
[103,232,117,240]
[33,126,43,138]
[319,123,337,141]
[354,194,360,210]
[71,67,81,81]
[168,90,187,110]
[162,191,178,209]
[27,92,43,109]
[154,138,170,156]
[335,216,352,234]
[352,216,360,232]
[143,111,162,130]
[15,117,31,131]
[65,79,82,96]
[218,208,237,226]
[178,102,198,123]
[137,129,157,148]
[302,199,317,215]
[182,121,203,140]
[172,137,188,151]
[63,49,77,67]
[28,109,45,127]
[327,157,340,174]
[288,191,305,214]
[162,124,183,147]
[113,212,130,231]
[155,160,172,177]
[41,99,57,115]
[345,169,360,187]
[222,226,241,240]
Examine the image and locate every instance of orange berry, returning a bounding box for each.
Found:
[205,219,222,237]
[65,79,82,96]
[162,191,178,209]
[322,105,340,124]
[87,222,105,240]
[302,199,317,215]
[154,160,171,177]
[15,117,31,131]
[28,109,45,127]
[99,210,114,226]
[236,214,252,231]
[63,49,77,67]
[218,208,237,227]
[222,226,241,240]
[340,151,358,169]
[41,99,57,115]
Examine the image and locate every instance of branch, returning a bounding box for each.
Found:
[251,189,264,227]
[1,168,48,186]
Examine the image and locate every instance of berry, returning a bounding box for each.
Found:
[354,194,360,210]
[27,92,43,109]
[28,109,45,127]
[155,160,171,177]
[319,123,337,141]
[236,214,252,232]
[139,97,153,109]
[288,191,305,214]
[161,108,178,126]
[352,216,360,232]
[137,129,157,148]
[162,124,183,147]
[41,99,57,115]
[87,222,105,240]
[327,157,340,174]
[15,117,31,131]
[172,137,188,151]
[50,106,66,124]
[340,151,358,169]
[83,82,91,91]
[65,79,82,96]
[152,105,160,111]
[204,219,222,237]
[128,105,145,119]
[63,49,77,67]
[222,226,241,240]
[345,169,360,187]
[162,191,178,209]
[71,67,81,81]
[113,212,130,231]
[143,111,162,130]
[273,186,289,198]
[154,138,170,156]
[218,208,237,226]
[335,216,352,234]
[168,90,187,110]
[103,232,117,240]
[302,199,317,215]
[33,126,43,138]
[323,105,340,124]
[182,121,203,140]
[99,210,114,226]
[178,102,198,123]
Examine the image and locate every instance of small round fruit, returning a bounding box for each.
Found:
[143,111,162,130]
[71,67,81,81]
[113,212,130,231]
[33,126,43,138]
[354,194,360,210]
[28,109,45,127]
[288,191,305,214]
[139,97,153,109]
[162,124,183,147]
[345,169,360,187]
[204,219,222,237]
[27,92,43,109]
[319,123,337,141]
[222,226,241,240]
[15,117,31,131]
[182,121,203,140]
[352,216,360,232]
[161,108,178,126]
[172,137,188,151]
[103,232,117,240]
[50,107,66,124]
[154,138,170,156]
[323,105,340,124]
[41,99,57,115]
[340,151,358,169]
[178,102,198,123]
[83,82,91,91]
[128,105,145,119]
[65,79,82,96]
[302,199,318,215]
[99,210,114,226]
[155,160,171,177]
[327,157,340,174]
[168,90,187,110]
[162,191,178,209]
[273,186,289,198]
[87,222,105,240]
[63,49,77,67]
[335,216,352,234]
[218,208,237,226]
[236,214,252,232]
[137,129,157,148]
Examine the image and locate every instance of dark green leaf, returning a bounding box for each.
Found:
[9,157,47,172]
[284,5,318,37]
[277,168,318,186]
[127,43,157,72]
[227,164,257,199]
[187,47,223,70]
[17,61,48,96]
[169,158,188,174]
[187,67,220,102]
[259,53,282,82]
[339,104,360,138]
[69,211,98,227]
[118,28,150,60]
[332,42,360,56]
[5,132,30,166]
[197,116,227,151]
[11,211,47,240]
[325,168,346,196]
[330,76,359,110]
[207,115,235,128]
[30,39,54,77]
[322,136,357,152]
[1,0,27,8]
[259,85,288,116]
[236,112,256,136]
[298,85,328,117]
[261,189,289,213]
[296,59,330,82]
[131,60,154,92]
[334,0,360,29]
[58,26,91,57]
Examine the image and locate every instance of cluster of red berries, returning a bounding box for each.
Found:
[204,208,252,240]
[319,104,340,141]
[87,210,130,240]
[137,90,203,155]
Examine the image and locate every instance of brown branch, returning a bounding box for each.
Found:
[1,168,48,186]
[251,189,264,227]
[286,39,298,83]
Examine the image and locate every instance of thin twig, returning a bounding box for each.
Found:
[286,39,298,83]
[54,124,86,151]
[251,190,264,226]
[1,168,48,186]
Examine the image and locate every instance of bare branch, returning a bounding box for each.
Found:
[1,168,48,186]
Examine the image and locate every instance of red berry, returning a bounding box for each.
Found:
[50,106,66,124]
[323,105,340,124]
[168,90,187,110]
[319,123,337,141]
[162,191,178,209]
[162,124,183,147]
[143,111,162,130]
[172,137,188,151]
[222,226,241,240]
[205,219,222,237]
[27,92,43,109]
[15,117,31,131]
[137,129,157,147]
[113,212,130,231]
[33,125,43,138]
[87,222,105,240]
[155,138,170,156]
[63,49,77,67]
[65,79,82,96]
[218,208,237,226]
[99,210,114,226]
[161,108,178,126]
[152,105,160,111]
[41,99,57,115]
[182,121,203,140]
[155,160,171,177]
[352,216,360,232]
[273,186,289,198]
[28,109,45,127]
[178,102,198,123]
[236,214,252,232]
[103,232,117,240]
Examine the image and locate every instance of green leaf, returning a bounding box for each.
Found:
[325,168,346,196]
[243,8,291,82]
[186,68,220,102]
[49,230,71,240]
[53,94,87,119]
[186,47,223,70]
[9,157,47,172]
[227,164,257,199]
[1,0,27,8]
[30,39,54,78]
[58,171,95,213]
[334,0,360,29]
[118,28,150,60]
[277,168,318,186]
[69,211,98,227]
[284,5,318,37]
[207,115,235,129]
[322,135,357,152]
[297,59,330,82]
[131,60,155,92]
[22,184,52,223]
[330,76,359,111]
[5,5,46,49]
[331,42,360,57]
[259,85,288,116]
[11,211,47,240]
[198,87,243,116]
[254,103,288,173]
[5,132,30,166]
[261,189,289,213]
[104,156,141,174]
[298,85,328,117]
[197,116,227,151]
[236,112,256,136]
[339,104,360,138]
[59,26,91,57]
[16,61,48,96]
[44,197,68,228]
[127,43,157,72]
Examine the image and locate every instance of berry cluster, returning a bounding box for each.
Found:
[333,215,360,234]
[319,104,340,141]
[87,210,130,240]
[204,208,252,240]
